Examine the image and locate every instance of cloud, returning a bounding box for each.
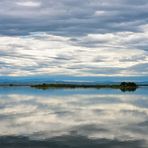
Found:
[0,0,148,36]
[16,1,41,7]
[0,0,148,77]
[0,32,148,76]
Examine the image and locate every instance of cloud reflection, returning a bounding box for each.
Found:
[0,88,148,148]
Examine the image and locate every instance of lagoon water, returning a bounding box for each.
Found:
[0,87,148,148]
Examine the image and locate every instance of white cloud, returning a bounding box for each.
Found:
[94,11,106,16]
[16,1,41,7]
[0,31,148,76]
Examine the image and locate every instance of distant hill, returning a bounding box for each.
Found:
[0,75,148,86]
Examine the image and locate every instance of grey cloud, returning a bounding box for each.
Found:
[0,0,148,36]
[119,55,147,62]
[129,63,148,73]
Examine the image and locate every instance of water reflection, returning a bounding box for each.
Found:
[0,87,148,147]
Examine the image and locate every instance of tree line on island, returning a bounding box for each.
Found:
[30,82,138,92]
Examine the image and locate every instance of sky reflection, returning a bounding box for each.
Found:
[0,87,148,147]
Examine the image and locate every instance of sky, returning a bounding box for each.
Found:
[0,0,148,80]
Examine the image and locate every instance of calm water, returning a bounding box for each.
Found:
[0,87,148,148]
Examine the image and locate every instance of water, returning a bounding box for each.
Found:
[0,87,148,148]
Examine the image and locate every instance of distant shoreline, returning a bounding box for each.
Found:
[0,82,148,86]
[0,82,147,92]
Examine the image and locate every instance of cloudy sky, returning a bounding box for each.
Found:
[0,0,148,78]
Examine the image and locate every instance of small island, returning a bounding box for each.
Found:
[119,82,138,92]
[30,82,138,92]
